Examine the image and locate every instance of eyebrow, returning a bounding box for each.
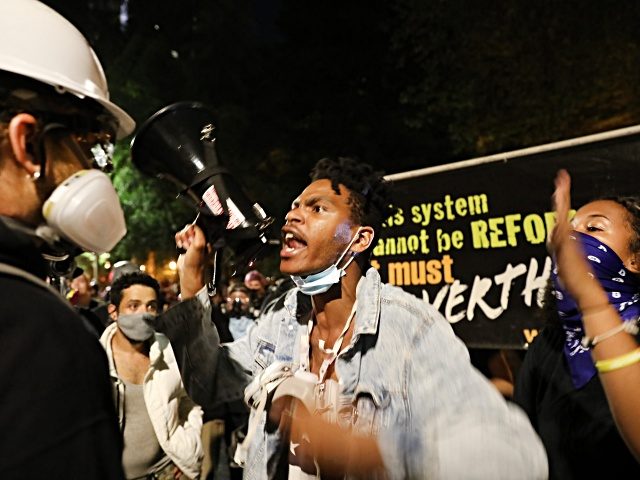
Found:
[291,194,334,209]
[126,299,158,305]
[586,214,610,221]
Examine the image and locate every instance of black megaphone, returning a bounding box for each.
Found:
[130,102,275,275]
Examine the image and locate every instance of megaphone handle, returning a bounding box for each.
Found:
[176,212,203,255]
[207,249,219,296]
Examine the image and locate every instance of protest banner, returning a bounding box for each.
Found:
[375,125,640,348]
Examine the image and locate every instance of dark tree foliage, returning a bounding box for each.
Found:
[389,0,640,156]
[41,0,640,269]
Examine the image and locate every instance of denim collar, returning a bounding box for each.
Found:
[353,267,382,337]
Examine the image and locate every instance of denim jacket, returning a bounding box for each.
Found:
[159,268,547,479]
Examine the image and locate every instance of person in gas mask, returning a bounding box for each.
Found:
[101,272,203,480]
[243,270,268,313]
[0,1,133,477]
[223,283,257,340]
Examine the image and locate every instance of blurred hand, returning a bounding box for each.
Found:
[270,396,384,477]
[175,223,209,299]
[550,170,601,305]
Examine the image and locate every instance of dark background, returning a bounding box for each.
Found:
[43,0,640,268]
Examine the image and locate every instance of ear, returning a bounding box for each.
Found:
[627,253,640,274]
[8,113,39,176]
[351,226,375,254]
[108,304,118,321]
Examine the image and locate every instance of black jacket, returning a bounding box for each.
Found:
[0,217,124,478]
[514,322,640,479]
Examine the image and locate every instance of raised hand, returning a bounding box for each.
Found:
[175,223,209,298]
[549,169,603,307]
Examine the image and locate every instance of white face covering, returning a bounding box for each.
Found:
[42,169,126,253]
[117,312,156,342]
[291,227,361,296]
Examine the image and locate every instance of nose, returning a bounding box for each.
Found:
[284,206,303,225]
[133,305,147,314]
[570,218,584,233]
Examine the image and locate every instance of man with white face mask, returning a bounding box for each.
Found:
[101,273,203,480]
[0,1,133,477]
[160,157,548,479]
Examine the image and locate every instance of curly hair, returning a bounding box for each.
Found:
[603,196,640,256]
[109,272,163,311]
[310,157,395,256]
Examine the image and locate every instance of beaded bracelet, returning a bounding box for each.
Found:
[581,318,640,349]
[595,347,640,373]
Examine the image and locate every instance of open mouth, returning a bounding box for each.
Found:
[282,231,307,254]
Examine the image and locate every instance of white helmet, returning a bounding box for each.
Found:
[0,0,134,138]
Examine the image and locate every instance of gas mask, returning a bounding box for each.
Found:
[230,297,246,316]
[29,118,126,256]
[42,169,126,253]
[291,228,361,296]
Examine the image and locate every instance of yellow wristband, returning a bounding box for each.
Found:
[595,347,640,373]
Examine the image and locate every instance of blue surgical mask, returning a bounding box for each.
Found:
[291,228,361,296]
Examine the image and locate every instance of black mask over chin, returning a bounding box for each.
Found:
[231,298,246,316]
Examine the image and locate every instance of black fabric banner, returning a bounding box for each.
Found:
[373,128,640,349]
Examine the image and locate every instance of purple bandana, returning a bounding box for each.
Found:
[552,231,640,389]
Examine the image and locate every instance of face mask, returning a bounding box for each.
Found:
[291,228,361,296]
[42,169,126,253]
[552,231,640,388]
[230,298,247,316]
[117,312,156,342]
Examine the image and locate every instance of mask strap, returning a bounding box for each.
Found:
[61,134,95,170]
[335,227,362,269]
[340,250,358,273]
[31,122,68,182]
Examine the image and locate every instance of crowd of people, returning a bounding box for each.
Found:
[2,1,640,479]
[63,265,286,478]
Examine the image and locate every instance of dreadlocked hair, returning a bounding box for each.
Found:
[310,157,395,256]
